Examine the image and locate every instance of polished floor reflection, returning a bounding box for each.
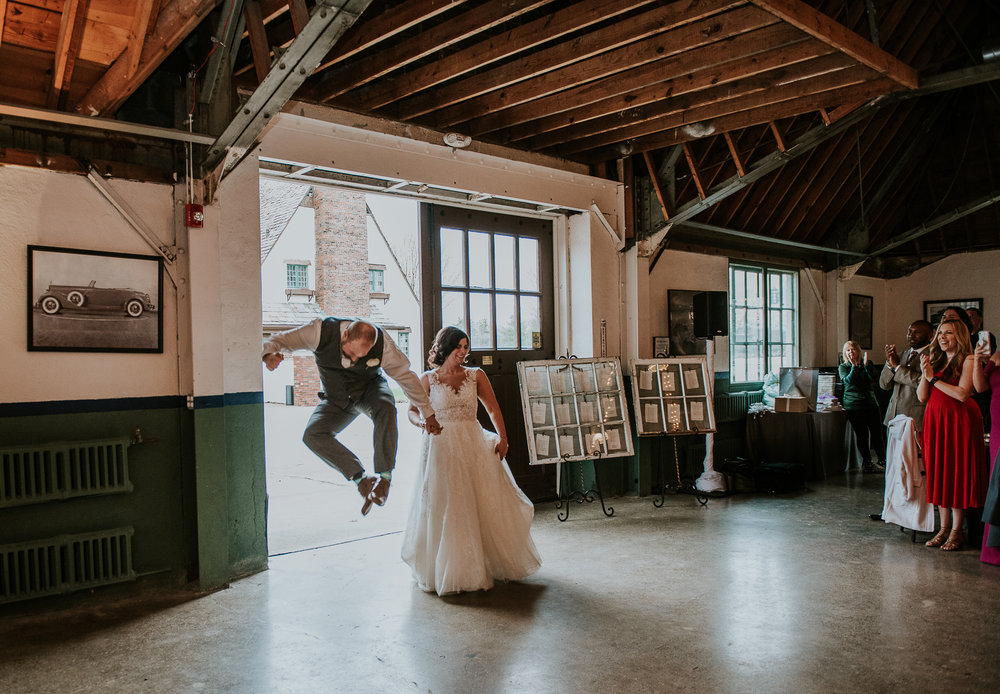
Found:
[2,473,998,694]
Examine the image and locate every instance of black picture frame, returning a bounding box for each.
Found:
[923,298,982,328]
[667,290,706,356]
[848,293,873,350]
[28,245,163,353]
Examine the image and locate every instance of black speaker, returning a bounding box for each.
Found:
[693,291,728,338]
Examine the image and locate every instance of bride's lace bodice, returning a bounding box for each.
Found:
[428,368,478,423]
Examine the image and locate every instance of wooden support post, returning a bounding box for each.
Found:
[723,132,745,178]
[681,142,706,200]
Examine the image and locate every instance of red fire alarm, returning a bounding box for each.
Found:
[185,203,205,228]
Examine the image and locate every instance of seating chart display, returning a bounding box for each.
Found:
[630,357,716,435]
[517,357,634,465]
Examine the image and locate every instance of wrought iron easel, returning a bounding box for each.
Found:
[652,432,709,508]
[555,451,614,521]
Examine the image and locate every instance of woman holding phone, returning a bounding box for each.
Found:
[919,319,987,551]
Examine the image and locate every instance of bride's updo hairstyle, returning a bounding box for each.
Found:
[428,326,470,368]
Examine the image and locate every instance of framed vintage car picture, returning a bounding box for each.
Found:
[27,245,163,353]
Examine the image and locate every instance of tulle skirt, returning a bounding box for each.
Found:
[401,421,541,595]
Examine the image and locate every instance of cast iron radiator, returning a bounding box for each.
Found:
[0,527,136,603]
[0,438,137,603]
[713,390,764,423]
[0,438,133,507]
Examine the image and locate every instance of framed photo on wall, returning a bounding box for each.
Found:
[848,293,873,350]
[924,298,982,328]
[28,245,163,353]
[667,290,706,356]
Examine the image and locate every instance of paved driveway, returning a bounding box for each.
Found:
[264,403,424,555]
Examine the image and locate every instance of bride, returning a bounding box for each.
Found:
[401,326,541,595]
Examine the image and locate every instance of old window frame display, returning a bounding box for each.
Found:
[630,357,716,435]
[517,357,634,465]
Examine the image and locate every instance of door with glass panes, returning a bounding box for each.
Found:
[421,204,556,501]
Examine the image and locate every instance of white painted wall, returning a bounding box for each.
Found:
[261,204,316,304]
[648,249,731,371]
[0,165,179,402]
[367,193,422,364]
[886,250,1000,343]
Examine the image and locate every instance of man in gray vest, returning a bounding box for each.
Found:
[869,319,933,520]
[263,317,442,515]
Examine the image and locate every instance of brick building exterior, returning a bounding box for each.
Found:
[291,187,370,406]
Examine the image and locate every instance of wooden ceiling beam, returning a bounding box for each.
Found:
[475,21,805,141]
[343,0,654,112]
[287,0,309,34]
[0,0,7,48]
[244,0,272,83]
[681,142,707,200]
[122,1,157,81]
[313,0,474,78]
[517,44,842,150]
[73,0,220,117]
[554,58,874,158]
[643,151,671,222]
[749,0,916,88]
[724,132,746,177]
[47,0,87,110]
[393,0,746,122]
[315,0,550,101]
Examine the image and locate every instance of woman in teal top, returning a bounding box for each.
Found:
[839,340,885,472]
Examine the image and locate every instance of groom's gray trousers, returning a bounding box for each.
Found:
[302,377,398,480]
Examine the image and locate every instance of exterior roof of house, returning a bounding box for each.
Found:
[262,301,326,332]
[260,179,311,264]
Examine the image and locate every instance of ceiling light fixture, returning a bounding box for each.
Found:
[443,132,472,148]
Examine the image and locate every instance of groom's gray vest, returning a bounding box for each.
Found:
[315,317,386,408]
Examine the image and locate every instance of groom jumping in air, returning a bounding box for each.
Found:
[263,317,442,515]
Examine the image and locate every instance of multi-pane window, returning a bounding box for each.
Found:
[729,263,798,383]
[286,263,308,289]
[369,268,385,293]
[439,228,541,350]
[396,331,410,358]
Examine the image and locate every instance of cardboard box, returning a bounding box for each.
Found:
[774,395,808,412]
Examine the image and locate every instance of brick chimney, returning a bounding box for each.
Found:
[293,187,370,406]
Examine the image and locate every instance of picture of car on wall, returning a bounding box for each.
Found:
[28,245,163,353]
[36,280,156,317]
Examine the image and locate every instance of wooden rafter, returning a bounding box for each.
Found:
[287,0,309,34]
[576,74,895,163]
[47,0,88,110]
[513,37,843,151]
[311,0,476,81]
[122,1,157,81]
[316,0,552,102]
[73,0,220,117]
[643,151,671,222]
[0,0,7,48]
[481,20,805,143]
[245,0,271,83]
[723,132,745,177]
[344,0,655,112]
[393,0,745,123]
[769,121,787,151]
[681,143,706,200]
[749,0,916,88]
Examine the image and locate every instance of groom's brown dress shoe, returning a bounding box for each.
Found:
[358,475,378,516]
[372,477,390,507]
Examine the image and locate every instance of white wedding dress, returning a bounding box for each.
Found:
[401,367,541,595]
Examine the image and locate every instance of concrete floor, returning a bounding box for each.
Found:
[1,405,998,693]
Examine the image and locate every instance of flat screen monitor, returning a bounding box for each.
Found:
[778,367,819,411]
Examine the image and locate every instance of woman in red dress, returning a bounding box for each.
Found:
[918,319,988,551]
